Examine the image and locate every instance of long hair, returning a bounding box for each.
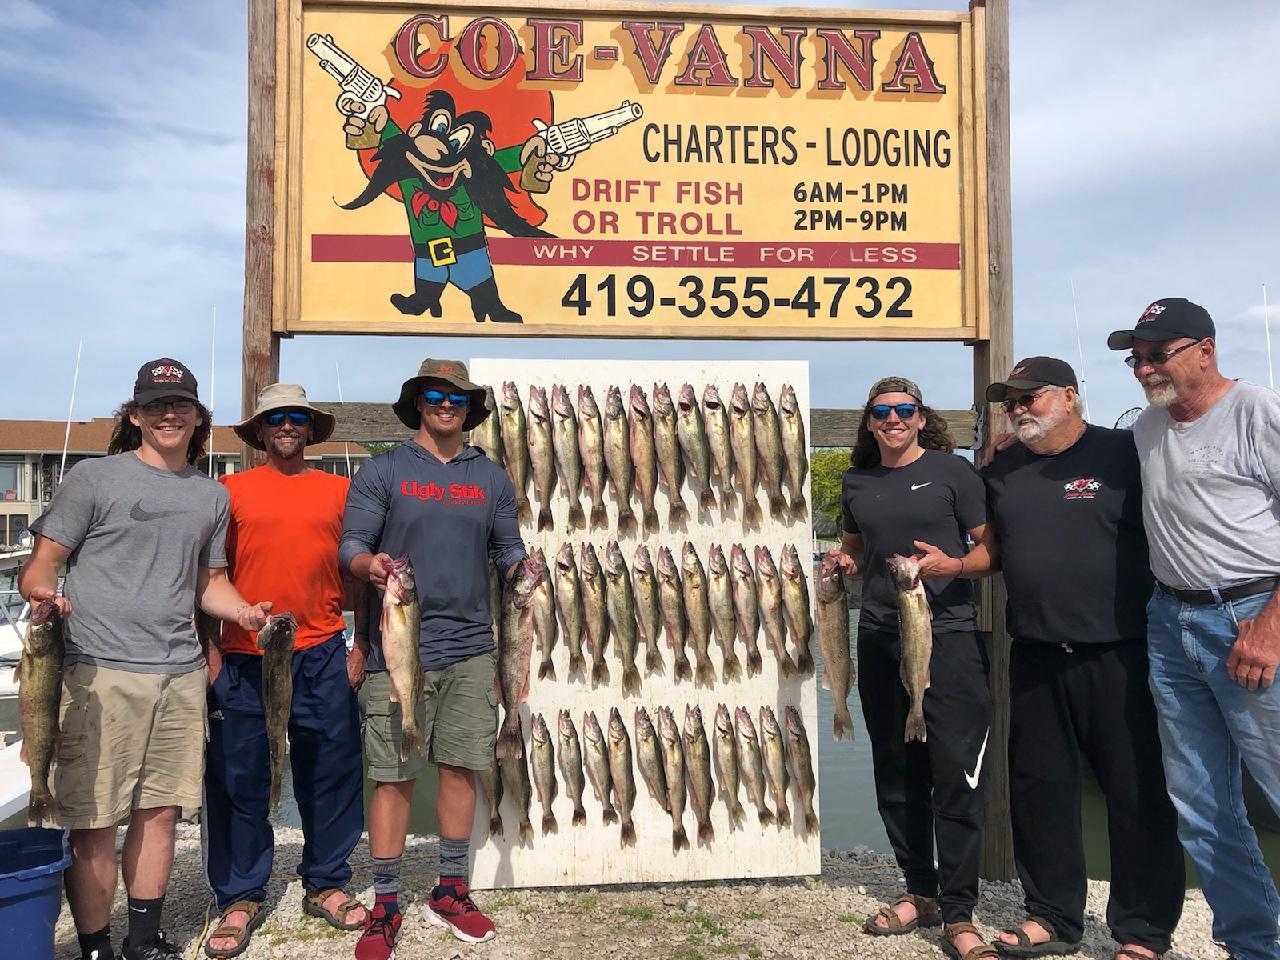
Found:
[107,400,212,466]
[850,400,954,469]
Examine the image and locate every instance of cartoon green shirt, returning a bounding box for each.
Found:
[382,119,523,244]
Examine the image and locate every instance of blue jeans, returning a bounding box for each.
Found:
[1146,587,1280,960]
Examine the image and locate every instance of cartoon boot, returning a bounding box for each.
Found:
[390,278,446,317]
[466,278,523,324]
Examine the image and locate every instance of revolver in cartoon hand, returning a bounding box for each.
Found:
[306,33,401,149]
[520,101,645,194]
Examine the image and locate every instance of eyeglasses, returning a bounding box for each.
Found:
[263,411,311,427]
[140,399,195,416]
[422,390,471,407]
[1002,389,1050,413]
[1125,339,1202,368]
[869,403,919,421]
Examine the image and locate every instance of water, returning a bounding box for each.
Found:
[4,615,1277,889]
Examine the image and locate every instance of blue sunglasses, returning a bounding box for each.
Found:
[263,410,311,427]
[869,403,919,421]
[422,390,471,407]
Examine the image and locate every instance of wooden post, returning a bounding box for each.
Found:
[242,0,281,469]
[972,0,1015,881]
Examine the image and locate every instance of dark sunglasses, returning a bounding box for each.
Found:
[1124,339,1202,368]
[263,410,311,427]
[422,390,471,407]
[140,399,195,416]
[869,403,919,421]
[1001,389,1050,413]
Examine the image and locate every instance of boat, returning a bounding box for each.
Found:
[0,540,32,699]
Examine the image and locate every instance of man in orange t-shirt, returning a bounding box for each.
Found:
[202,384,368,959]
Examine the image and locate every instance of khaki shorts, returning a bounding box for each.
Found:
[358,650,498,781]
[54,661,207,829]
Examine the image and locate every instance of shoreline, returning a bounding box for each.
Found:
[53,825,1221,959]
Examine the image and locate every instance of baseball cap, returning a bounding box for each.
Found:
[1107,298,1215,350]
[984,356,1078,402]
[866,376,923,403]
[133,358,199,405]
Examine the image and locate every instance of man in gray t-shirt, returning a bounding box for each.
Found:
[1109,299,1280,960]
[20,357,271,960]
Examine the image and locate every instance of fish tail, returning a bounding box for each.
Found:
[591,658,611,688]
[270,771,282,811]
[616,506,637,536]
[516,496,533,526]
[833,706,857,741]
[572,805,587,827]
[489,814,504,838]
[804,810,819,836]
[542,812,559,836]
[567,503,586,530]
[675,655,693,682]
[622,664,641,697]
[744,498,764,528]
[788,493,807,521]
[568,651,586,677]
[620,821,637,847]
[673,826,690,852]
[777,804,792,829]
[538,657,557,682]
[768,493,787,521]
[400,722,427,762]
[904,709,928,743]
[722,653,743,682]
[538,505,554,533]
[669,499,689,525]
[495,718,523,760]
[758,806,775,828]
[746,649,763,677]
[26,790,57,827]
[602,806,619,826]
[519,820,534,844]
[643,506,660,534]
[590,502,609,530]
[730,800,746,826]
[695,654,716,687]
[796,650,814,675]
[697,820,715,845]
[645,644,665,674]
[699,487,718,510]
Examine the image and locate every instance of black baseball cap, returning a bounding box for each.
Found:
[1107,298,1216,350]
[133,358,199,405]
[984,356,1078,402]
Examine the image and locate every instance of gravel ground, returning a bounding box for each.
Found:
[53,825,1222,960]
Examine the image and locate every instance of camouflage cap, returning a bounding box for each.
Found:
[866,376,923,403]
[392,358,491,431]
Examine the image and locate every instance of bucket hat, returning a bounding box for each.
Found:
[392,358,491,431]
[233,383,336,450]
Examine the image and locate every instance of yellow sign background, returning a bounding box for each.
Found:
[279,0,986,340]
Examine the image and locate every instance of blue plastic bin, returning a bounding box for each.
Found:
[0,827,71,959]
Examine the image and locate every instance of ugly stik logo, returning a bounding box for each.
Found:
[401,480,487,505]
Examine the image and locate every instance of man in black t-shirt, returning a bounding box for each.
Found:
[983,357,1183,960]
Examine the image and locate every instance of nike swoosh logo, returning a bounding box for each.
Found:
[130,501,184,522]
[129,906,148,913]
[910,482,932,491]
[965,728,990,789]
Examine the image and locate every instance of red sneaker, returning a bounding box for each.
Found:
[425,883,497,944]
[354,908,402,960]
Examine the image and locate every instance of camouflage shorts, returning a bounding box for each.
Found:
[358,650,498,781]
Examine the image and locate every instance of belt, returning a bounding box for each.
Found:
[1157,577,1279,605]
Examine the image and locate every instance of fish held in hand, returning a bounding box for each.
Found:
[382,557,426,762]
[19,601,64,825]
[257,611,299,809]
[497,555,545,759]
[887,554,932,743]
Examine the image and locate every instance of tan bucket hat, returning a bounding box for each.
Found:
[392,358,491,431]
[233,383,336,450]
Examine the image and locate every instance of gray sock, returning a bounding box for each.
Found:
[438,835,470,885]
[372,855,401,900]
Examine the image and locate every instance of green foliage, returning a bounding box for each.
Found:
[619,906,655,920]
[360,441,398,455]
[810,448,851,526]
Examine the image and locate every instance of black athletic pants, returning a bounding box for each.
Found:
[1008,640,1184,952]
[859,628,992,925]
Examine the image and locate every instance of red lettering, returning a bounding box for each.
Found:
[882,31,946,94]
[457,16,520,81]
[620,21,685,85]
[815,28,880,92]
[741,25,806,90]
[526,18,583,81]
[393,14,450,80]
[401,480,418,496]
[674,24,738,87]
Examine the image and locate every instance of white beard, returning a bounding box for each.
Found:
[1142,375,1177,408]
[1011,405,1068,445]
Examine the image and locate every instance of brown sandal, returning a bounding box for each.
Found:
[204,899,265,960]
[302,887,368,930]
[942,922,1000,960]
[863,892,943,936]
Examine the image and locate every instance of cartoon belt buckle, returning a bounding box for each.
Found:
[428,237,457,267]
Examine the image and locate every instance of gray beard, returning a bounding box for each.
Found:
[1143,379,1177,408]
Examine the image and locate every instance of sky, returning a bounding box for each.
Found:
[2,0,1278,433]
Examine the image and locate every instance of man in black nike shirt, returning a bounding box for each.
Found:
[983,357,1183,960]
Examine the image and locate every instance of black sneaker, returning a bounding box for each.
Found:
[121,930,181,960]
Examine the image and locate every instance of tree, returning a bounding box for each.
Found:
[810,448,851,527]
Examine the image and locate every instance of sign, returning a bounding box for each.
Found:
[278,0,987,340]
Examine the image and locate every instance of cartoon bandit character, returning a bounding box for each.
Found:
[341,93,559,324]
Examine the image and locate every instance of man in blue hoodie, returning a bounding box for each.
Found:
[340,358,527,958]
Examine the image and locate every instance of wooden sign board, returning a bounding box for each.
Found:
[273,0,989,341]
